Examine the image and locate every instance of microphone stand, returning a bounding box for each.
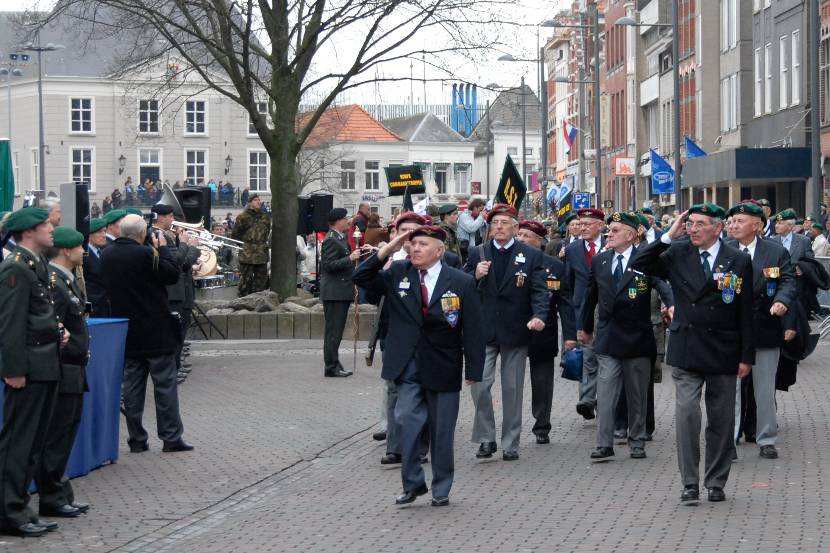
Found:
[351,227,363,373]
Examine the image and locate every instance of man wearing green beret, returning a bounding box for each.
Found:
[83,218,110,316]
[438,204,461,258]
[631,203,755,503]
[104,209,128,246]
[34,227,91,518]
[0,207,68,537]
[772,209,813,264]
[125,207,143,217]
[808,222,828,256]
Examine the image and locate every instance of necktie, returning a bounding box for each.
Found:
[743,246,751,260]
[587,241,596,264]
[700,251,712,281]
[613,254,624,287]
[419,269,429,316]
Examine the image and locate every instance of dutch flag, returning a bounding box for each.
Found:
[562,120,578,153]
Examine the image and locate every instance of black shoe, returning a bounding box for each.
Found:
[576,403,596,420]
[681,485,699,503]
[32,519,58,531]
[324,369,353,377]
[759,445,779,459]
[162,440,194,452]
[744,434,756,444]
[590,447,614,460]
[476,441,497,458]
[613,429,628,441]
[71,502,90,514]
[630,447,646,459]
[181,362,193,368]
[380,453,401,465]
[419,454,429,464]
[129,441,149,453]
[431,497,450,507]
[707,487,726,502]
[4,522,48,537]
[645,433,653,442]
[39,504,81,518]
[372,431,387,441]
[502,451,519,461]
[395,483,428,505]
[535,434,550,444]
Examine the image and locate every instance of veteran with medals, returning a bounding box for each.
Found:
[631,203,755,503]
[354,225,484,507]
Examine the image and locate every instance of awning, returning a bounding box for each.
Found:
[683,147,812,188]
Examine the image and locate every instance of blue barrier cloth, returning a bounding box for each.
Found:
[0,318,128,480]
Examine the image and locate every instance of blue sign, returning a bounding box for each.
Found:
[650,149,675,195]
[574,192,591,209]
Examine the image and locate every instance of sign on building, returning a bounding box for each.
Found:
[614,156,636,176]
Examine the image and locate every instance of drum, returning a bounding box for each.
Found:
[194,275,225,289]
[194,248,217,277]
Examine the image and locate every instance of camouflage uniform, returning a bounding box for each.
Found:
[440,222,461,258]
[231,206,271,296]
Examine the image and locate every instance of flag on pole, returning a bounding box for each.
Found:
[0,139,13,213]
[685,136,707,159]
[562,120,578,153]
[650,149,675,195]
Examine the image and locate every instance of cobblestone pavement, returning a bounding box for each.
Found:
[4,338,829,553]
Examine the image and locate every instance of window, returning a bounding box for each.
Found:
[248,151,269,191]
[645,104,659,148]
[721,74,739,131]
[71,148,94,189]
[524,147,533,156]
[138,148,162,185]
[248,101,268,135]
[779,36,788,109]
[340,160,356,190]
[185,149,207,186]
[754,48,762,116]
[455,163,470,194]
[792,30,801,105]
[12,151,19,194]
[434,163,448,194]
[31,148,39,190]
[70,98,93,133]
[185,100,207,135]
[506,146,518,156]
[720,0,737,52]
[364,160,379,190]
[138,100,159,134]
[765,43,772,114]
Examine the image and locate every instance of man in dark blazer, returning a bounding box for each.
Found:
[464,204,548,461]
[354,225,484,507]
[726,202,797,460]
[563,208,605,420]
[582,212,672,461]
[516,220,577,444]
[101,214,192,453]
[631,203,755,503]
[772,209,814,264]
[83,217,110,317]
[320,208,361,378]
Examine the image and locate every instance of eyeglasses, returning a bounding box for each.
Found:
[684,220,714,230]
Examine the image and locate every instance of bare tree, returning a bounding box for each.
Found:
[24,0,514,297]
[297,142,355,194]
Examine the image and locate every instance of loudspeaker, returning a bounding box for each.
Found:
[297,193,333,234]
[297,196,312,235]
[174,187,212,225]
[59,182,90,236]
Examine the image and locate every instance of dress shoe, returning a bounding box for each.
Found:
[431,497,450,507]
[535,434,550,444]
[419,454,429,464]
[162,440,194,452]
[613,429,628,441]
[630,447,646,459]
[71,502,90,514]
[590,447,614,460]
[380,453,401,465]
[4,522,48,537]
[744,433,756,443]
[324,369,353,377]
[759,445,779,459]
[129,441,149,453]
[32,519,58,531]
[372,431,387,441]
[502,451,519,461]
[475,441,497,458]
[707,487,726,502]
[680,486,699,502]
[576,403,596,420]
[39,504,81,518]
[395,484,428,505]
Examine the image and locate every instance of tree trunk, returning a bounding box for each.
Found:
[268,132,300,300]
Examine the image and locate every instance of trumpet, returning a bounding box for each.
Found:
[172,220,244,251]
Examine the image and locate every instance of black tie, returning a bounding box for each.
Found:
[613,254,624,288]
[743,247,750,260]
[700,251,712,281]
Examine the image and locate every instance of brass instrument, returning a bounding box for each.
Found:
[172,221,244,251]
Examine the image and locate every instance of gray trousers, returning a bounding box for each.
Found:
[672,367,737,489]
[734,348,780,446]
[470,344,528,453]
[578,341,599,408]
[596,355,650,449]
[395,359,459,499]
[323,300,351,373]
[123,354,184,447]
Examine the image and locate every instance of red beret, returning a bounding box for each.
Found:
[409,225,447,242]
[395,212,427,229]
[518,219,546,238]
[577,208,605,220]
[486,203,518,224]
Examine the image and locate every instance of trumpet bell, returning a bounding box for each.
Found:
[158,184,185,219]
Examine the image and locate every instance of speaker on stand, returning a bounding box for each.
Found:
[59,182,91,238]
[297,193,333,296]
[174,187,212,225]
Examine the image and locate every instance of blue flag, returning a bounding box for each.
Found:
[685,136,707,158]
[650,149,674,195]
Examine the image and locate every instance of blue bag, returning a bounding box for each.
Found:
[560,348,583,382]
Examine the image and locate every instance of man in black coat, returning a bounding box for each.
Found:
[101,214,193,454]
[464,204,548,461]
[83,218,110,317]
[354,225,484,507]
[631,203,754,503]
[516,220,577,444]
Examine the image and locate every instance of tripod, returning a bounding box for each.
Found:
[189,302,226,339]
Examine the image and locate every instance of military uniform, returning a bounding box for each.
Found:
[320,210,356,377]
[440,222,461,258]
[231,205,271,296]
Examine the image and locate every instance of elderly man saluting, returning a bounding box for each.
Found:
[354,225,484,507]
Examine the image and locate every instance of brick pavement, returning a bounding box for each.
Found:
[3,338,829,553]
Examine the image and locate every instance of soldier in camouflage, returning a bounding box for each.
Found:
[231,194,271,296]
[438,203,461,258]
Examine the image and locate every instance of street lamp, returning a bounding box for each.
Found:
[23,33,65,192]
[491,74,529,216]
[0,67,23,141]
[616,10,681,210]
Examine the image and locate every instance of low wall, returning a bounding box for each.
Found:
[190,309,376,341]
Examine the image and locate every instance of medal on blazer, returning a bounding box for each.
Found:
[717,271,742,303]
[515,270,527,287]
[763,267,780,297]
[546,275,560,290]
[634,274,648,293]
[628,287,637,299]
[515,253,526,265]
[440,291,461,327]
[398,277,410,289]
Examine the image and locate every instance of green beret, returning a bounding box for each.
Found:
[125,207,144,216]
[438,203,458,216]
[727,202,765,219]
[641,207,654,216]
[774,208,797,222]
[89,218,107,233]
[561,212,578,225]
[104,209,128,226]
[757,198,771,207]
[812,222,824,231]
[542,220,553,227]
[4,207,49,232]
[795,219,804,225]
[804,215,815,223]
[636,212,650,229]
[52,226,84,248]
[688,203,726,220]
[605,211,640,231]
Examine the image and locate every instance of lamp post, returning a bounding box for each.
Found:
[810,0,822,216]
[23,32,64,192]
[0,67,23,141]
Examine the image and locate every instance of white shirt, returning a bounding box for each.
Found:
[737,237,758,260]
[418,260,442,302]
[392,249,408,261]
[106,233,116,241]
[780,232,793,252]
[660,233,721,271]
[492,238,515,251]
[584,236,602,253]
[611,245,633,276]
[88,244,101,258]
[645,227,657,244]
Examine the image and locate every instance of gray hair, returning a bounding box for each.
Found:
[40,198,60,211]
[120,214,147,241]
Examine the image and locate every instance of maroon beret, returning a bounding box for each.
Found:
[486,203,518,224]
[409,225,447,242]
[395,212,427,229]
[577,208,605,220]
[518,219,546,238]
